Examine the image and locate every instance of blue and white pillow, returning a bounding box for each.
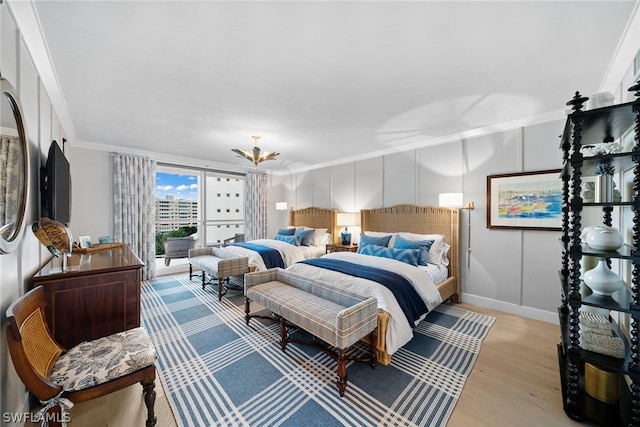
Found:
[276,227,295,236]
[393,235,434,266]
[357,234,392,253]
[295,229,314,246]
[358,244,421,266]
[274,234,301,246]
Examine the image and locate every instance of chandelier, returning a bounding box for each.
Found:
[231,135,280,166]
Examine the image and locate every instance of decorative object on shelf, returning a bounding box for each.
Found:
[583,259,624,296]
[579,311,625,359]
[32,217,72,271]
[231,135,279,166]
[594,163,615,203]
[586,91,615,110]
[585,363,620,404]
[585,225,624,251]
[581,142,623,156]
[582,180,622,203]
[337,212,360,245]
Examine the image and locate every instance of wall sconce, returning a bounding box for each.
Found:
[439,193,474,270]
[337,212,360,245]
[275,202,288,211]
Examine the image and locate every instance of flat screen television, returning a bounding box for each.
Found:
[41,141,71,225]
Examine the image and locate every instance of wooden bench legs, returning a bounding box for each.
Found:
[189,264,230,301]
[277,316,377,397]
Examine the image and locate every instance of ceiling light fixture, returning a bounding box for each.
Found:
[231,135,280,166]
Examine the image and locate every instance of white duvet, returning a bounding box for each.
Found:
[286,252,443,356]
[222,239,324,270]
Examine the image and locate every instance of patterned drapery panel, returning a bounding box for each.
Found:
[112,153,156,280]
[0,135,21,229]
[244,172,267,241]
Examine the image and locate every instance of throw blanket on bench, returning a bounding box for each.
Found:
[299,258,427,326]
[232,242,285,269]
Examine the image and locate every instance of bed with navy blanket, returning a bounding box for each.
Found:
[222,238,326,271]
[288,251,444,364]
[284,204,460,365]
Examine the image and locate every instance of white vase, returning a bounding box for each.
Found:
[586,226,624,251]
[583,260,623,296]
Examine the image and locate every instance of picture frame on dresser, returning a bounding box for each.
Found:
[486,169,563,230]
[79,235,92,248]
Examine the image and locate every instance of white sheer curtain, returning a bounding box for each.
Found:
[244,171,267,241]
[112,153,156,280]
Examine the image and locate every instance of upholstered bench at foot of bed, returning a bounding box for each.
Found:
[244,268,378,396]
[188,247,250,301]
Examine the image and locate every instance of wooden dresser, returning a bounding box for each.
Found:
[32,244,144,349]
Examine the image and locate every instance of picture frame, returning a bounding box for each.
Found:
[486,169,563,231]
[78,235,92,249]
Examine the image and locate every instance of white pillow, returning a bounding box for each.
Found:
[397,232,446,266]
[311,228,328,246]
[321,232,332,245]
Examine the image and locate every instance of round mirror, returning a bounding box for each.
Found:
[0,78,29,254]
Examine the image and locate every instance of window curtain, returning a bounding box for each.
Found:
[112,153,156,280]
[244,172,267,241]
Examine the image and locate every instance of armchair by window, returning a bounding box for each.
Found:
[163,234,197,266]
[223,233,245,247]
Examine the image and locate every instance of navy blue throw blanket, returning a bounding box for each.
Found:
[232,242,285,269]
[299,258,428,327]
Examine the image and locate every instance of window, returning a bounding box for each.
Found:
[156,165,245,258]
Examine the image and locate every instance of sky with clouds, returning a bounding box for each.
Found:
[156,172,198,201]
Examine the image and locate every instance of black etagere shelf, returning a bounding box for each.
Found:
[558,82,640,426]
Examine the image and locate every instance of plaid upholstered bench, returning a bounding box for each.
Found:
[188,247,250,301]
[244,268,378,396]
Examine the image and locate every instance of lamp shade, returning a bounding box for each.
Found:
[337,212,360,227]
[439,193,464,208]
[275,202,288,211]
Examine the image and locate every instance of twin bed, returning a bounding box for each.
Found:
[290,204,460,364]
[221,204,460,365]
[222,206,338,269]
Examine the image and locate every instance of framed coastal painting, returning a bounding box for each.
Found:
[486,169,563,231]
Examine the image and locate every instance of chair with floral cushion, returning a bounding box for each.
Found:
[6,286,158,427]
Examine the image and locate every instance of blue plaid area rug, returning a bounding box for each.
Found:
[141,274,495,427]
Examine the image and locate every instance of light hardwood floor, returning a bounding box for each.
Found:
[28,302,595,426]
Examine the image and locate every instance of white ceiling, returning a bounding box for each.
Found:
[19,1,639,173]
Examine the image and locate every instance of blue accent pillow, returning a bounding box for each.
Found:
[295,229,314,246]
[274,234,301,246]
[276,227,295,236]
[394,235,434,266]
[359,244,421,266]
[357,234,392,253]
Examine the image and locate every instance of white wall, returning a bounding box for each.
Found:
[268,120,565,323]
[0,4,68,423]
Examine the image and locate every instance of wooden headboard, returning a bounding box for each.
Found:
[360,204,461,301]
[289,207,339,243]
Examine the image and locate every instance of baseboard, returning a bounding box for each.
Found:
[461,292,558,324]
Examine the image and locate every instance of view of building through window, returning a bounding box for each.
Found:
[155,167,244,257]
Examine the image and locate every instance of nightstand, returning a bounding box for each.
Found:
[325,243,358,253]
